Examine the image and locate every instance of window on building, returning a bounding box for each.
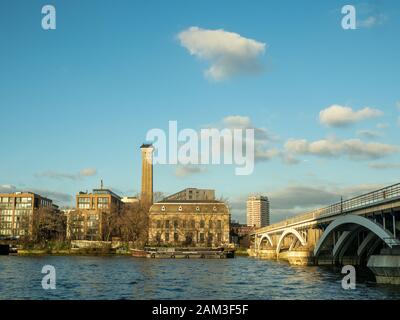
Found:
[217,220,222,229]
[199,233,205,243]
[174,220,178,229]
[174,232,179,242]
[156,220,161,228]
[97,197,109,209]
[217,233,222,242]
[165,220,170,228]
[200,220,205,228]
[165,232,170,242]
[208,232,213,242]
[78,197,90,209]
[185,233,193,244]
[98,197,108,203]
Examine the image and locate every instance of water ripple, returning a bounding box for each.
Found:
[1,256,400,300]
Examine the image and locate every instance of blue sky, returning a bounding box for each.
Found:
[1,0,399,223]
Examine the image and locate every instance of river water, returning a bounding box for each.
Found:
[1,255,400,300]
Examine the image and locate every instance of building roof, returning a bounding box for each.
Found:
[140,143,153,148]
[150,201,229,214]
[159,200,222,204]
[77,189,122,200]
[0,191,53,203]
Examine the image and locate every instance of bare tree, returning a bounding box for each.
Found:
[118,203,149,248]
[153,191,166,203]
[31,207,66,243]
[101,205,121,241]
[67,210,85,240]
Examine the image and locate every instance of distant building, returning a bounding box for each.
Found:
[140,144,154,206]
[0,192,56,238]
[68,188,123,240]
[121,196,139,205]
[148,200,230,247]
[247,195,270,228]
[163,188,215,201]
[230,221,256,248]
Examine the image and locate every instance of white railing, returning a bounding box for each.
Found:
[257,183,400,233]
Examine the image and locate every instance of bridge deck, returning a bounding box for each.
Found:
[254,183,400,235]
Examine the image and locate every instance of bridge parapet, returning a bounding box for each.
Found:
[254,183,400,235]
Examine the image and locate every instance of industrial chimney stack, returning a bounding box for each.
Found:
[140,144,154,206]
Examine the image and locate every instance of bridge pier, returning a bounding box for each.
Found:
[367,247,400,285]
[285,249,314,266]
[257,249,277,259]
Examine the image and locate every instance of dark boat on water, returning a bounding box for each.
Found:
[0,244,9,255]
[132,247,235,259]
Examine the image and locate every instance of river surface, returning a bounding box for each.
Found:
[1,255,400,300]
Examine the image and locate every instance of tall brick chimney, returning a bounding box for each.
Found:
[140,144,154,206]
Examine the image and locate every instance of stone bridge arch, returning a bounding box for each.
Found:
[257,234,274,249]
[314,214,400,258]
[276,228,307,254]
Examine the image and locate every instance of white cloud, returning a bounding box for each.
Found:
[175,165,206,178]
[255,148,280,161]
[0,184,73,205]
[376,123,389,129]
[358,13,386,28]
[79,168,97,177]
[222,115,251,128]
[368,163,400,170]
[356,129,382,139]
[31,189,73,204]
[319,105,383,127]
[35,168,97,180]
[209,115,279,163]
[178,27,266,81]
[284,137,399,160]
[0,184,17,193]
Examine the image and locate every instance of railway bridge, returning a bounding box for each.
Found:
[250,183,400,284]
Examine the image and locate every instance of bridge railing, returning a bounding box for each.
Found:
[257,183,400,233]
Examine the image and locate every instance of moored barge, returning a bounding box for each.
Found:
[132,247,235,259]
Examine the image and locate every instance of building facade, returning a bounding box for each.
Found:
[0,192,55,238]
[163,188,215,201]
[148,200,230,247]
[247,195,270,228]
[121,196,139,205]
[230,221,256,248]
[68,189,123,240]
